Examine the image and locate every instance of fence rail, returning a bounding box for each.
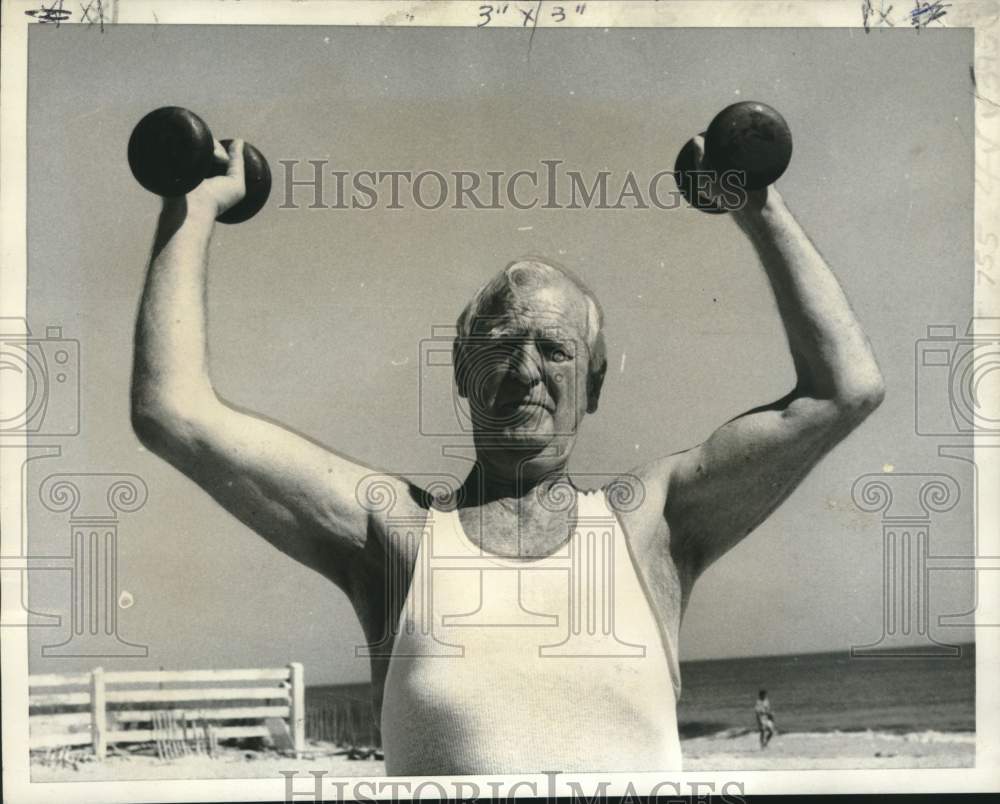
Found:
[28,664,305,759]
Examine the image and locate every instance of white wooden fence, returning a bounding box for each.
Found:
[29,664,305,758]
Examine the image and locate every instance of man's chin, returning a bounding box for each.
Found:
[475,423,574,454]
[502,427,552,448]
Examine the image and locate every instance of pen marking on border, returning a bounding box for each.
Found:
[25,1,71,25]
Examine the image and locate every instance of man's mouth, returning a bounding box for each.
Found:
[497,398,551,413]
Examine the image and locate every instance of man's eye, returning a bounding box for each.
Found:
[549,347,573,362]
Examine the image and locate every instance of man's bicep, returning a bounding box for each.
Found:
[145,401,389,587]
[664,394,856,575]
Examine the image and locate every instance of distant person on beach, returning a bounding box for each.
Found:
[130,138,884,774]
[755,689,777,748]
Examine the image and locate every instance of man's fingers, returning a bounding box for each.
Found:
[226,139,245,180]
[691,132,708,170]
[195,138,247,211]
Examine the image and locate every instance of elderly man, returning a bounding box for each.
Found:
[131,139,884,775]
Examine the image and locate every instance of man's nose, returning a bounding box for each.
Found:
[508,342,543,385]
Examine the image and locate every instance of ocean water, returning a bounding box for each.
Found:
[675,642,975,738]
[307,642,975,740]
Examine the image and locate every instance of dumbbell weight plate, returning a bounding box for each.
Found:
[673,138,728,215]
[127,107,215,197]
[704,101,793,191]
[212,139,272,224]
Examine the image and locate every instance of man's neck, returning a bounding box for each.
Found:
[457,461,578,556]
[461,460,573,508]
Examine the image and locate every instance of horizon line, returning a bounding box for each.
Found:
[304,639,978,687]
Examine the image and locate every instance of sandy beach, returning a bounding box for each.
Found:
[680,729,975,770]
[31,730,974,781]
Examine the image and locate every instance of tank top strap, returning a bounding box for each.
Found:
[424,503,466,555]
[576,485,611,519]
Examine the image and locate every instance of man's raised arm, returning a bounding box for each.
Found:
[651,143,885,581]
[130,140,393,591]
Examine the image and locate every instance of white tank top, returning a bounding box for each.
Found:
[380,488,682,775]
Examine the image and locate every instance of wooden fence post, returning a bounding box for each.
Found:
[90,667,107,759]
[289,662,305,758]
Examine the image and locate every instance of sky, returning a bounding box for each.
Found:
[22,24,976,685]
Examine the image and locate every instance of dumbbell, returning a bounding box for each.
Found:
[674,101,793,213]
[127,106,272,224]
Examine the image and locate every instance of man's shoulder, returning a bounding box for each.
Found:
[596,456,702,578]
[351,473,439,572]
[592,463,671,552]
[598,457,677,517]
[355,472,436,524]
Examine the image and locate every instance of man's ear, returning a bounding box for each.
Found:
[585,334,607,414]
[453,337,469,399]
[586,359,607,414]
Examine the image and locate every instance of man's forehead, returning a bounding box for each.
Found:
[482,320,575,340]
[474,282,590,337]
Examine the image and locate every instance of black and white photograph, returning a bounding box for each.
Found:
[1,1,998,801]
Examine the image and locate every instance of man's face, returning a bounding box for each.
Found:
[463,281,592,454]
